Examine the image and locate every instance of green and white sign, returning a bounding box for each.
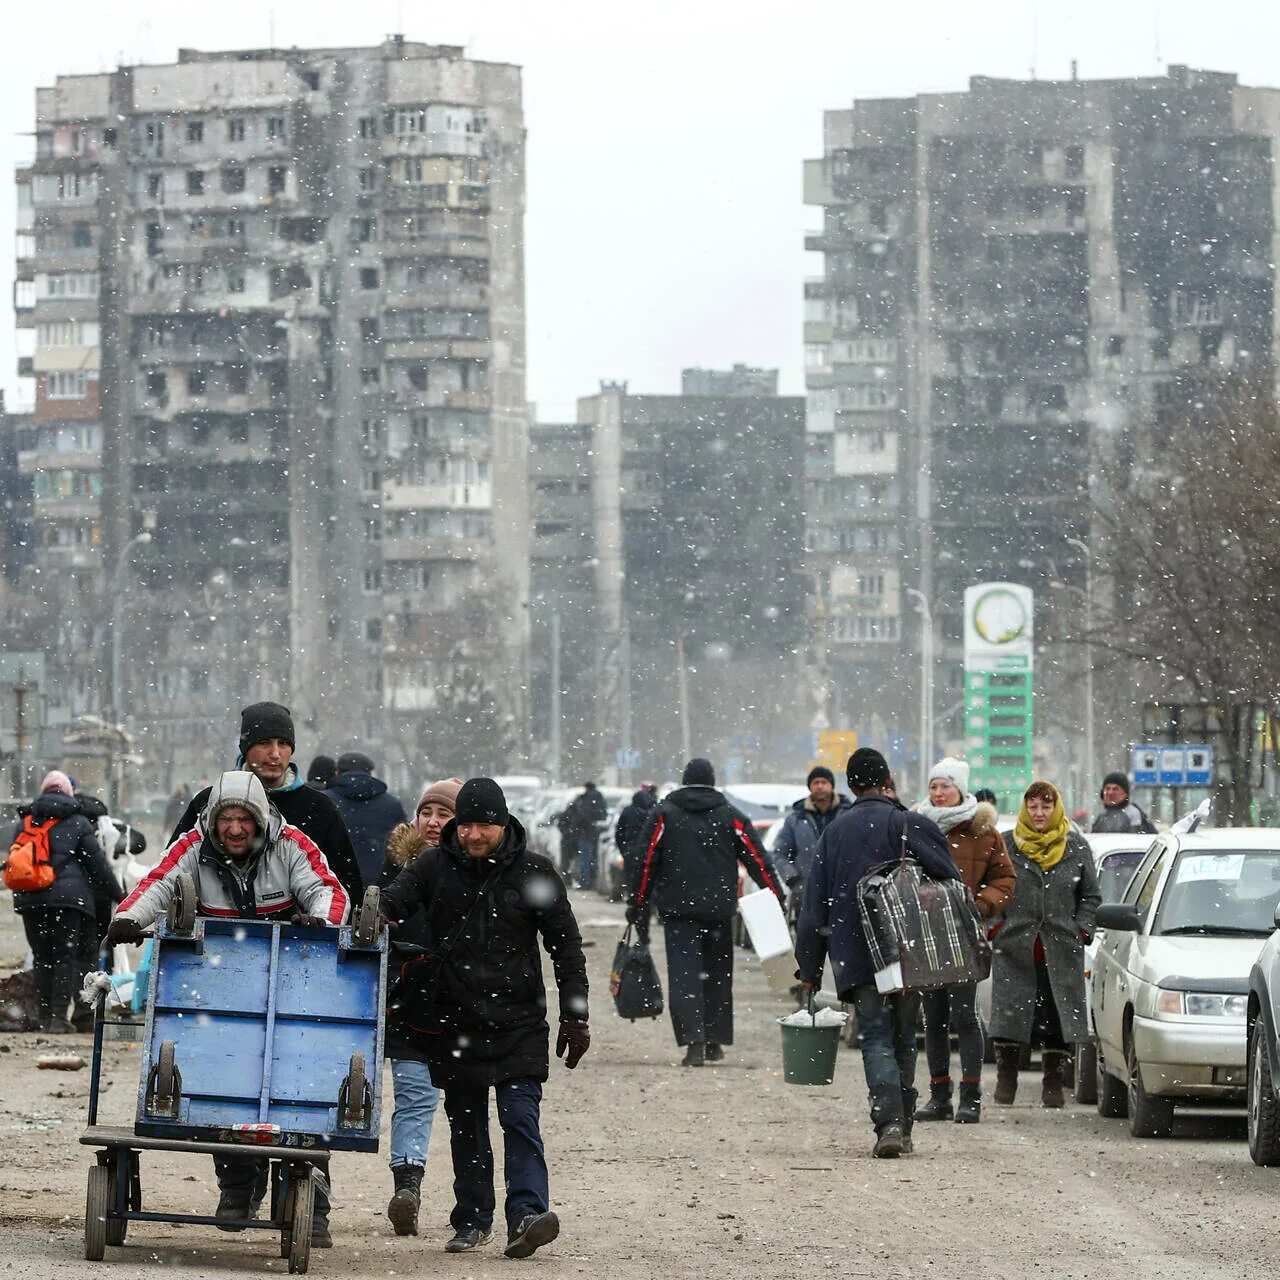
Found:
[963,583,1034,809]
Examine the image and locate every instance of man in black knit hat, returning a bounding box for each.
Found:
[795,747,960,1159]
[626,757,785,1067]
[1091,771,1156,834]
[381,777,589,1259]
[168,701,362,902]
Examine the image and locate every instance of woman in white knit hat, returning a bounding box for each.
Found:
[914,757,1017,1124]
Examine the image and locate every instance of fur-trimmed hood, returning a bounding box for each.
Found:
[970,801,999,837]
[385,822,433,868]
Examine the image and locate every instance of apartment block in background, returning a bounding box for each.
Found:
[16,37,527,791]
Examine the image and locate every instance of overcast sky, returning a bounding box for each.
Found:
[5,1,1280,419]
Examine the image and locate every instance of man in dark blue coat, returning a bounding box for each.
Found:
[323,752,408,889]
[795,747,960,1158]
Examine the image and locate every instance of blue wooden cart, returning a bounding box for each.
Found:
[80,877,385,1274]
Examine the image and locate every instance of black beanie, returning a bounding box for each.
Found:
[239,701,295,757]
[847,747,891,790]
[336,751,376,775]
[807,765,836,788]
[455,777,509,826]
[307,754,336,785]
[1101,772,1131,801]
[681,758,716,786]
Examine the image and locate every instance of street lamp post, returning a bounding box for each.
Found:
[1066,536,1096,803]
[109,531,152,724]
[905,587,934,790]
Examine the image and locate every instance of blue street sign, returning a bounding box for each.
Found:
[615,747,642,770]
[1131,746,1159,786]
[1131,744,1214,788]
[1184,745,1214,787]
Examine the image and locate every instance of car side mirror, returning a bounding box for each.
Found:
[1096,903,1142,932]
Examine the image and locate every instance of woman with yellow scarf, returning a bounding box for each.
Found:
[988,781,1101,1107]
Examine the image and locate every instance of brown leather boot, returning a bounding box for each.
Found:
[993,1041,1020,1105]
[1041,1050,1067,1108]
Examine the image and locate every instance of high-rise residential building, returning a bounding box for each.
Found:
[804,65,1280,776]
[16,37,527,790]
[530,371,805,784]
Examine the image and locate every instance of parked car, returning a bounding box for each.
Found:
[1091,829,1280,1137]
[527,789,575,867]
[1246,899,1280,1164]
[1071,833,1158,1101]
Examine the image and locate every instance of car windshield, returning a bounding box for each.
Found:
[1097,850,1147,903]
[1155,849,1280,936]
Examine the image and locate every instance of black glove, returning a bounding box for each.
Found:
[624,903,643,925]
[556,1019,590,1069]
[290,912,328,928]
[106,915,144,946]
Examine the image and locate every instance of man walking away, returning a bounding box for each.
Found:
[795,748,961,1157]
[627,758,785,1066]
[1091,772,1157,834]
[323,751,408,890]
[567,782,608,891]
[772,766,853,911]
[614,783,657,887]
[380,778,589,1259]
[169,702,363,901]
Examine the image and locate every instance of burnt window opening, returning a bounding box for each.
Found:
[227,364,248,393]
[227,118,245,142]
[221,166,246,194]
[358,116,377,139]
[360,318,380,343]
[267,166,288,196]
[188,368,207,396]
[186,120,204,144]
[145,223,163,257]
[359,267,380,289]
[407,364,428,391]
[300,70,321,91]
[186,170,205,196]
[146,372,167,401]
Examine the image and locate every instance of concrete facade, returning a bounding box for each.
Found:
[805,66,1280,784]
[16,38,527,793]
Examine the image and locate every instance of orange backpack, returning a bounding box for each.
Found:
[3,816,56,892]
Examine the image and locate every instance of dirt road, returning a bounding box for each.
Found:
[1,891,1275,1279]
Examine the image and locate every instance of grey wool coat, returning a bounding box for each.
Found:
[988,830,1101,1045]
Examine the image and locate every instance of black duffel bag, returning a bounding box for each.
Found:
[610,924,664,1021]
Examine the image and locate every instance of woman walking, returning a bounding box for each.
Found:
[379,777,462,1235]
[988,780,1100,1107]
[913,757,1017,1124]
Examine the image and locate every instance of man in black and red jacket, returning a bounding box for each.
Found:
[626,758,784,1067]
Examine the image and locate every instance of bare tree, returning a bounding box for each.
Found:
[1091,373,1280,822]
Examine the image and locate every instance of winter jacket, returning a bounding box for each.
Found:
[795,794,960,997]
[988,830,1101,1045]
[172,762,363,901]
[380,817,589,1088]
[629,785,784,924]
[614,789,657,861]
[771,794,854,886]
[120,772,349,927]
[1092,801,1156,835]
[561,787,608,841]
[9,791,121,921]
[322,770,408,890]
[942,801,1018,919]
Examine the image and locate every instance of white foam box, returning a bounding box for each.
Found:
[738,888,797,994]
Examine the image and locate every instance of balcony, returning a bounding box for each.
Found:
[382,481,492,510]
[383,337,491,363]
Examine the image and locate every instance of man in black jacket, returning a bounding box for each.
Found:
[627,758,785,1066]
[614,784,657,883]
[323,751,408,889]
[795,747,960,1158]
[380,777,589,1259]
[168,701,362,901]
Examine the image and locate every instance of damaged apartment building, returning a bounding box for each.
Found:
[804,65,1280,768]
[16,37,527,788]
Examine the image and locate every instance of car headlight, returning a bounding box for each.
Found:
[1154,990,1247,1018]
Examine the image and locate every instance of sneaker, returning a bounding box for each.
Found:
[705,1043,725,1063]
[445,1226,493,1253]
[682,1043,706,1067]
[310,1215,333,1248]
[504,1211,560,1259]
[215,1191,253,1232]
[872,1124,904,1159]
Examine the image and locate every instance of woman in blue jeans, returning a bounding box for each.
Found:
[379,777,461,1235]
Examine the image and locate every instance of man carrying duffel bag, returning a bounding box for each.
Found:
[795,748,960,1159]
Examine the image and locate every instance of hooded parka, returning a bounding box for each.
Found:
[9,791,120,919]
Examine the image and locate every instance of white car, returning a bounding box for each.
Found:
[1091,829,1280,1137]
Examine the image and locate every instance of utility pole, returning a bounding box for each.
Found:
[1067,536,1097,799]
[549,610,562,785]
[13,668,29,798]
[620,620,633,786]
[905,588,934,789]
[675,632,692,764]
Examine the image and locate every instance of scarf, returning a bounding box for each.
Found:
[1014,795,1070,871]
[917,794,979,834]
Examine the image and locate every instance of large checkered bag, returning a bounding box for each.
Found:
[858,844,991,995]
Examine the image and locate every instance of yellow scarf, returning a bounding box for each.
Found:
[1014,794,1070,872]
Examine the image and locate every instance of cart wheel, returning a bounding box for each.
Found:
[167,872,197,934]
[156,1040,176,1100]
[353,885,380,947]
[85,1164,108,1260]
[104,1163,127,1246]
[279,1179,295,1258]
[287,1174,314,1274]
[341,1052,368,1127]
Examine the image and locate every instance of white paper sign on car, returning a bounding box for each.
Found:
[1176,854,1245,883]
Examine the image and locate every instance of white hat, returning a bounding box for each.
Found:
[928,756,970,795]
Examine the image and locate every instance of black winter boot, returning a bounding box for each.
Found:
[682,1042,706,1067]
[914,1077,954,1121]
[869,1084,905,1157]
[955,1079,982,1124]
[993,1042,1020,1105]
[387,1163,424,1236]
[1041,1050,1067,1109]
[900,1086,918,1153]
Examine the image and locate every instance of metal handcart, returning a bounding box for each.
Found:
[80,876,385,1274]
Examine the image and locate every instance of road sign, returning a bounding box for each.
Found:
[615,747,642,770]
[810,730,858,776]
[1130,744,1214,788]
